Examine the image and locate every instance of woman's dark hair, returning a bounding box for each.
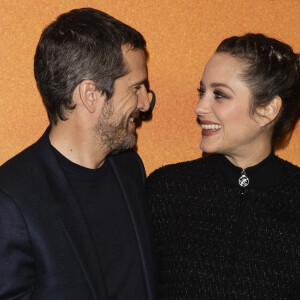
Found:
[216,33,300,144]
[34,8,146,124]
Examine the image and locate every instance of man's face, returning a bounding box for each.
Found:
[94,45,150,155]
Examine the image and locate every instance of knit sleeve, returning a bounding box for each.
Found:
[146,167,170,213]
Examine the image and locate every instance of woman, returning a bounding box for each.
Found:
[147,34,300,299]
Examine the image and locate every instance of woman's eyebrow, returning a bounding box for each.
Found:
[210,82,235,94]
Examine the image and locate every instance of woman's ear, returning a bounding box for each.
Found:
[79,80,100,113]
[255,96,282,127]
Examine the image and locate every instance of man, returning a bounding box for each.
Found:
[0,8,156,300]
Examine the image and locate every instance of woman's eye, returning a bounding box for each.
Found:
[214,91,227,100]
[197,88,205,98]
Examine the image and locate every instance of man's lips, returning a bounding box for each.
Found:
[129,111,140,122]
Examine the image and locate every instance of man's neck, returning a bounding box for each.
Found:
[49,122,108,169]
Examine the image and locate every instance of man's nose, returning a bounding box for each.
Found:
[137,86,150,112]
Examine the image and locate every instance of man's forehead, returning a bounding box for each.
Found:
[121,47,147,81]
[122,46,146,63]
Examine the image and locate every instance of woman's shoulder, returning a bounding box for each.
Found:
[147,155,218,185]
[146,156,216,212]
[274,155,300,178]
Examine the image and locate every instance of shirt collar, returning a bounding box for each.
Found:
[212,150,284,188]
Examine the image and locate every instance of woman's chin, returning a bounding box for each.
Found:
[200,141,217,154]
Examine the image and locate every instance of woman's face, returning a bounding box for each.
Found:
[194,53,267,159]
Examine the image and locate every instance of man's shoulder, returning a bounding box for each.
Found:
[0,135,47,192]
[0,143,39,175]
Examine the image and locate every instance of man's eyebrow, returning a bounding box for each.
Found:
[129,79,147,88]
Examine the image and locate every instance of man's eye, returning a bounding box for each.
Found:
[134,85,142,92]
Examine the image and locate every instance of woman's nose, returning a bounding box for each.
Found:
[194,97,210,116]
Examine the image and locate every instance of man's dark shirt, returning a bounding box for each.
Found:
[53,146,146,300]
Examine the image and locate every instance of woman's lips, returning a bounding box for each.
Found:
[201,124,222,130]
[200,120,222,136]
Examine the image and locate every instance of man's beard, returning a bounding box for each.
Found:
[94,101,138,155]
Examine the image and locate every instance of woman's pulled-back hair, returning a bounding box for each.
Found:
[216,33,300,144]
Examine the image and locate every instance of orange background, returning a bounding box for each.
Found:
[0,0,299,174]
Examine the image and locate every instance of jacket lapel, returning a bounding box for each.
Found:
[109,157,156,300]
[36,128,108,300]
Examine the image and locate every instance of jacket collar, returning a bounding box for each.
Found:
[110,158,156,300]
[36,126,108,300]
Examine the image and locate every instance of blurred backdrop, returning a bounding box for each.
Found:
[0,0,299,174]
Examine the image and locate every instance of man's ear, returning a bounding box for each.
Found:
[78,80,101,113]
[255,96,282,127]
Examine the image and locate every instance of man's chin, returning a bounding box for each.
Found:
[109,135,136,156]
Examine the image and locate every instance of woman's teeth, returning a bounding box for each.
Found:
[201,124,222,130]
[129,117,134,122]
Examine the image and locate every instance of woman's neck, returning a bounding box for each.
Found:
[224,144,272,170]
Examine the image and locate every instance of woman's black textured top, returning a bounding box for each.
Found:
[146,153,300,299]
